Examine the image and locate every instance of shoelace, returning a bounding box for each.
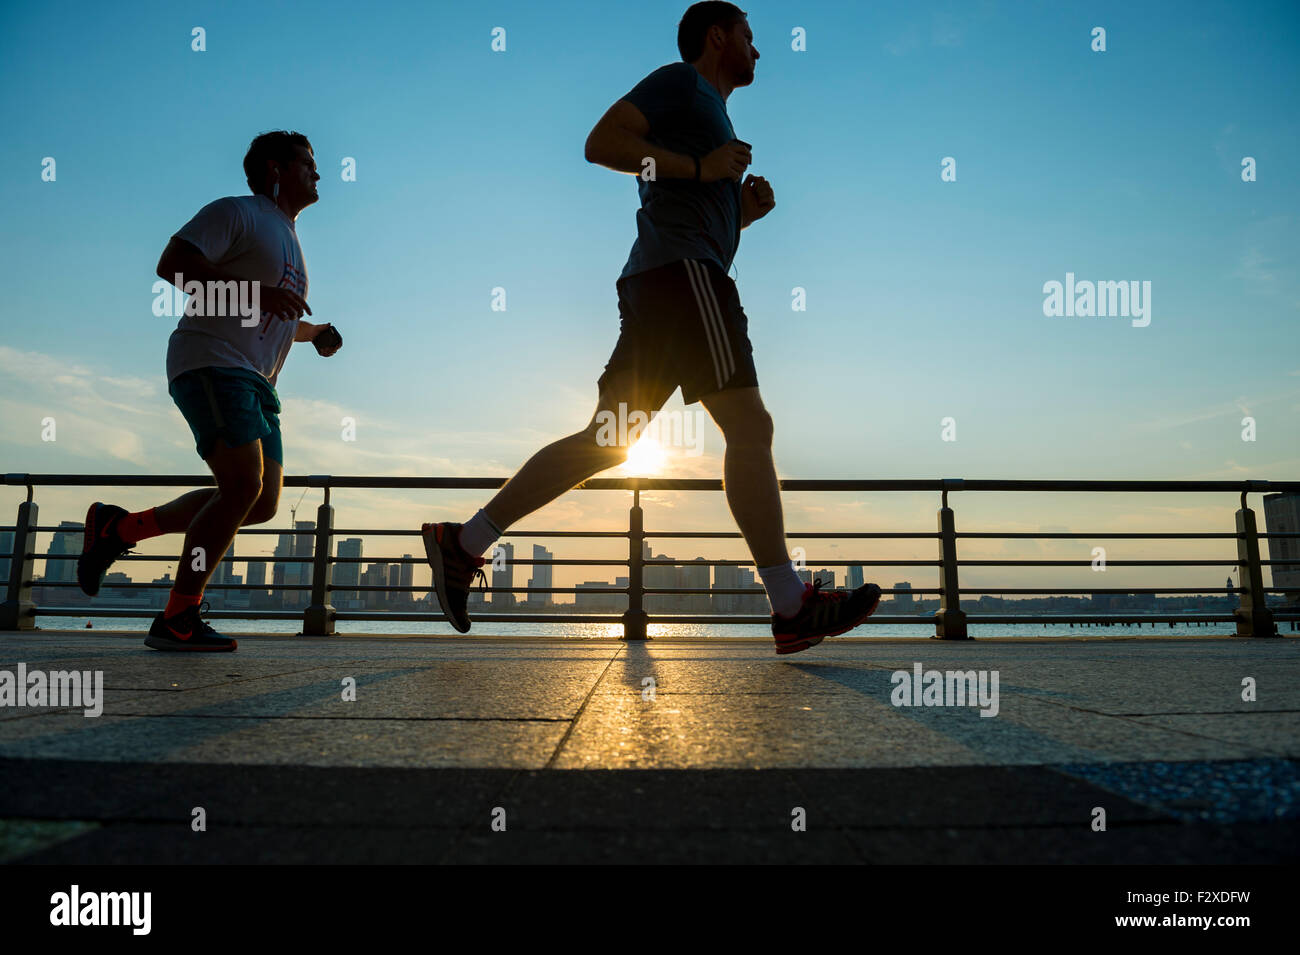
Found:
[469,566,488,593]
[194,600,220,636]
[807,580,848,604]
[448,535,489,592]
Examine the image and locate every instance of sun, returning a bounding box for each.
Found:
[624,436,666,475]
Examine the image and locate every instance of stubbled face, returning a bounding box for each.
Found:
[272,145,319,209]
[724,17,759,86]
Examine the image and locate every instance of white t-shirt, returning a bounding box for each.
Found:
[164,194,309,386]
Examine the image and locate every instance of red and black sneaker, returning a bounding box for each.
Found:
[77,502,132,597]
[771,580,882,655]
[144,602,237,652]
[421,522,488,633]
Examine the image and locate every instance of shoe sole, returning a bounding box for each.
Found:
[422,526,471,633]
[774,586,884,655]
[77,502,102,597]
[144,635,237,652]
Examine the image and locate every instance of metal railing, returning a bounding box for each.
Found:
[2,474,1298,639]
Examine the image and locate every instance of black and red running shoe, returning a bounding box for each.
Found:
[421,522,488,633]
[77,502,131,597]
[144,601,237,652]
[771,579,882,655]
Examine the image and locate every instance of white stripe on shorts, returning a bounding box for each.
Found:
[684,259,735,388]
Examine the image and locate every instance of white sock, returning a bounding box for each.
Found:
[759,562,806,618]
[458,509,503,557]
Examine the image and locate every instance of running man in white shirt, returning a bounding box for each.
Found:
[77,130,342,651]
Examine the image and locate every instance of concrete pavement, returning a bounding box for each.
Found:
[1,631,1296,863]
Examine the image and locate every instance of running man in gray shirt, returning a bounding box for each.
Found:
[424,3,883,653]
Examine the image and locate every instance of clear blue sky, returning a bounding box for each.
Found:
[1,0,1297,592]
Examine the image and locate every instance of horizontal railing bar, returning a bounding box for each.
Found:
[6,474,1300,493]
[12,523,1298,541]
[956,587,1247,594]
[34,582,312,591]
[330,529,629,538]
[32,585,1292,598]
[949,560,1247,566]
[644,531,941,539]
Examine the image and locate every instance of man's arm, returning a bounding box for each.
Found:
[156,236,310,322]
[156,236,238,286]
[584,100,751,182]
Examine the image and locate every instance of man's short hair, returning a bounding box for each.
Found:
[243,130,313,195]
[678,1,747,62]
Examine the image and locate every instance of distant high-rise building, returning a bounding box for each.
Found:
[738,567,767,614]
[272,532,293,607]
[44,521,81,584]
[679,557,710,612]
[894,582,914,609]
[527,545,554,607]
[362,563,390,610]
[576,580,621,612]
[645,548,676,612]
[246,555,267,591]
[278,521,315,609]
[713,562,740,614]
[334,538,362,608]
[207,540,236,608]
[399,555,413,593]
[847,564,865,590]
[0,529,14,587]
[491,541,515,609]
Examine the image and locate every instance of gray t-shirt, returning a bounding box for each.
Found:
[618,62,743,280]
[164,194,308,386]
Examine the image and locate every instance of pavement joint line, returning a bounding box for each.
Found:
[1014,698,1286,756]
[87,714,575,722]
[1106,710,1300,716]
[542,647,626,771]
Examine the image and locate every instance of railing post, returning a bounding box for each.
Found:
[934,481,970,640]
[1234,493,1277,638]
[303,494,335,636]
[622,484,648,641]
[0,496,38,631]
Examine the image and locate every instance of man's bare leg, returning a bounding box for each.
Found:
[425,371,674,633]
[172,438,266,596]
[116,455,283,537]
[699,386,787,568]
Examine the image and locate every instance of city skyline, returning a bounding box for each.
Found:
[21,514,1281,616]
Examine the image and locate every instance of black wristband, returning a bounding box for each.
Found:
[693,155,700,181]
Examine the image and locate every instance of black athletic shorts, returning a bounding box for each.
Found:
[597,258,759,405]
